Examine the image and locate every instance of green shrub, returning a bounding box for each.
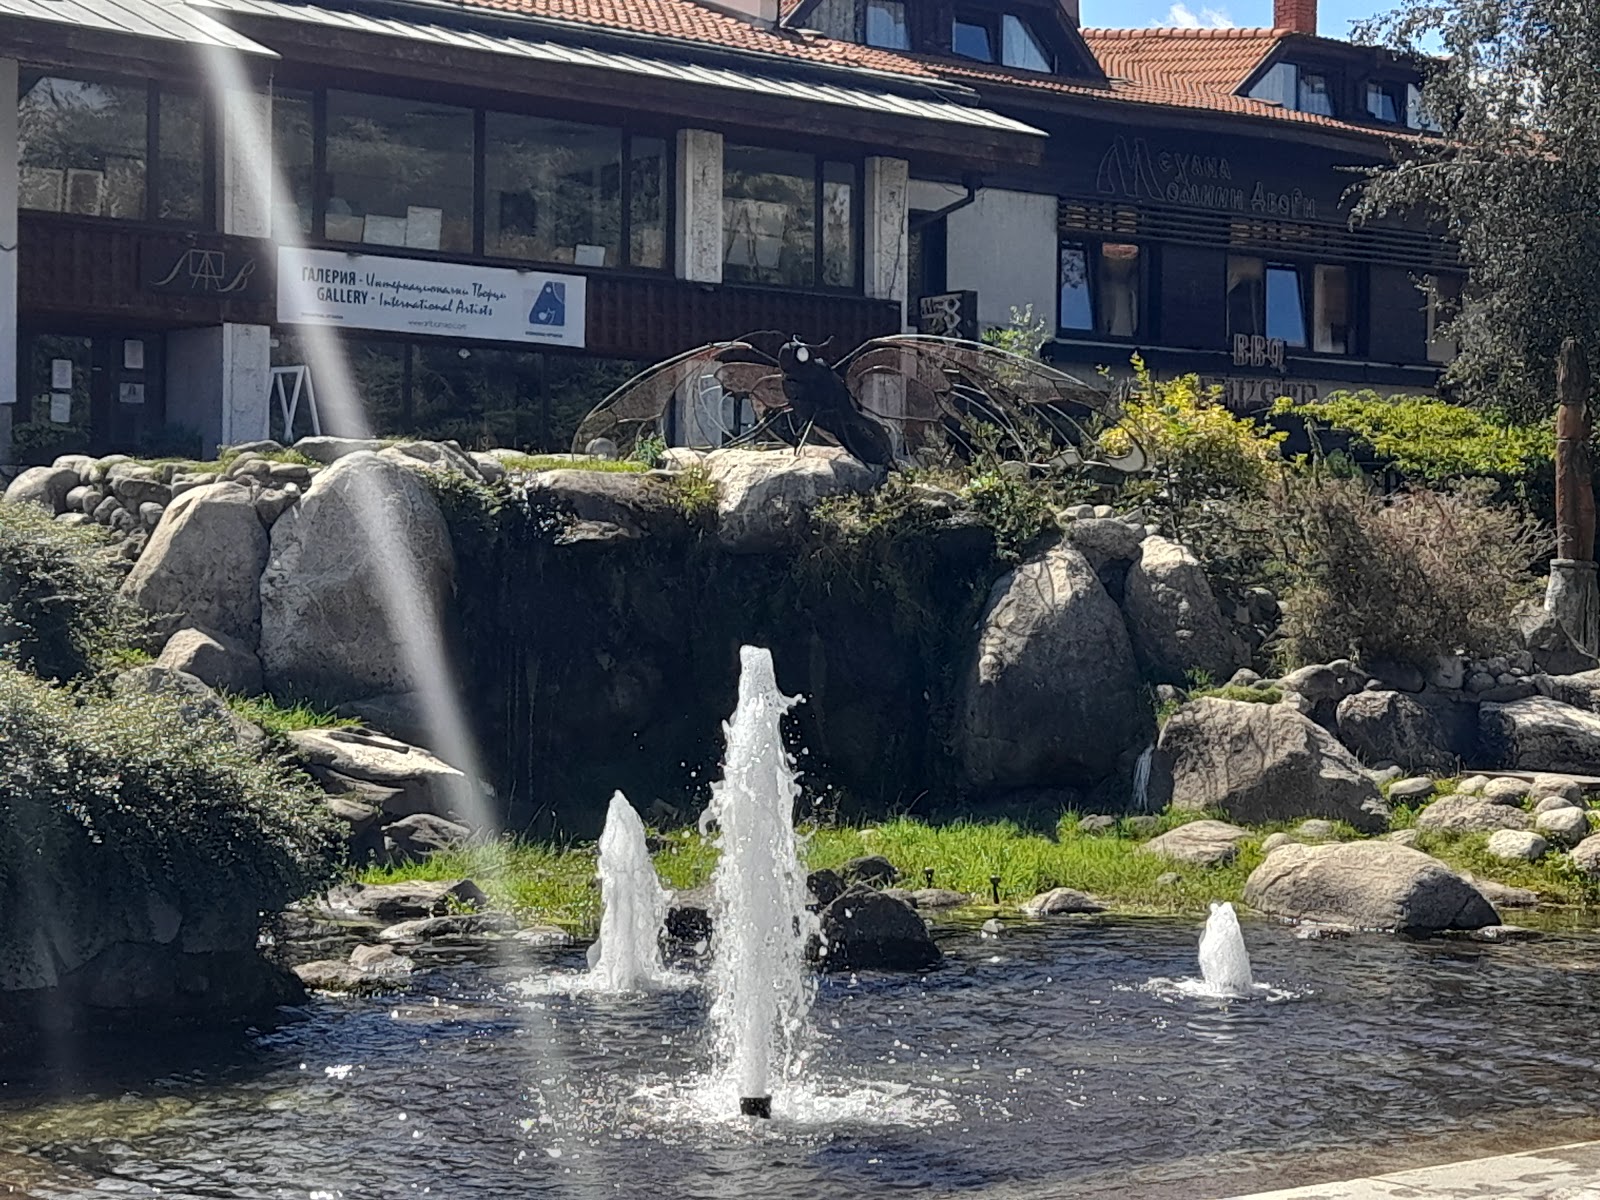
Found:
[1271,475,1548,668]
[0,662,341,925]
[0,503,147,682]
[1192,684,1283,704]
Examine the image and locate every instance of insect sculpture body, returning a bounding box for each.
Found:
[574,331,1145,476]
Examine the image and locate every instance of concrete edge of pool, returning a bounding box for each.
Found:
[1220,1139,1600,1198]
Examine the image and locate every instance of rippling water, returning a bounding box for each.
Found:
[3,916,1600,1199]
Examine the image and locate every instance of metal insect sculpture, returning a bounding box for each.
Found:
[573,331,1147,475]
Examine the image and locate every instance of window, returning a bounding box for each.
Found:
[486,114,621,266]
[1227,256,1351,354]
[1365,81,1400,123]
[1058,240,1141,338]
[722,146,859,290]
[1406,82,1442,132]
[1425,274,1460,364]
[18,75,149,220]
[866,0,909,49]
[1298,72,1335,116]
[156,92,205,222]
[325,91,474,253]
[1002,15,1054,72]
[908,212,948,305]
[952,14,996,61]
[952,11,1054,70]
[273,89,316,238]
[628,137,669,271]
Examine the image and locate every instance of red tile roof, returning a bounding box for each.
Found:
[453,0,946,78]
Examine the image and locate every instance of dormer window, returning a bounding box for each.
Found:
[1365,81,1401,123]
[1249,62,1336,116]
[865,0,908,49]
[952,10,1055,71]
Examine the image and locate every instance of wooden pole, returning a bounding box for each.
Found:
[1555,338,1594,562]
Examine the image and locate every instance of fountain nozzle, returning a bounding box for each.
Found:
[923,867,935,887]
[740,1096,773,1119]
[989,874,1002,904]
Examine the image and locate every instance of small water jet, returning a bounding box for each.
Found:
[699,646,814,1119]
[585,792,673,992]
[1197,902,1254,997]
[1132,744,1154,811]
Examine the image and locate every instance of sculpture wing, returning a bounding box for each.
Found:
[838,335,1146,472]
[572,340,782,453]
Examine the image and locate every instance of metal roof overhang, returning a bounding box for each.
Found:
[190,0,1045,148]
[0,0,276,56]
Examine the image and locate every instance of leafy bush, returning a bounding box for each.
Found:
[1269,475,1548,668]
[0,502,147,682]
[1116,358,1286,521]
[10,421,91,468]
[0,662,341,925]
[1276,391,1553,494]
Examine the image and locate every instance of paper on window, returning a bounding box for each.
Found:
[50,359,73,390]
[123,340,145,370]
[119,382,146,406]
[405,206,443,251]
[574,244,607,268]
[49,392,72,424]
[363,214,409,246]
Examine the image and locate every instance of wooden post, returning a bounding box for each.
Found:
[1555,338,1595,561]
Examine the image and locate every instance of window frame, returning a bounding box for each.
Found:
[290,83,674,274]
[951,8,1056,71]
[1056,237,1147,341]
[721,143,865,294]
[16,71,215,229]
[863,0,910,50]
[1224,254,1360,358]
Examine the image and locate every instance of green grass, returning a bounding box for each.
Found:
[497,454,647,474]
[224,693,358,735]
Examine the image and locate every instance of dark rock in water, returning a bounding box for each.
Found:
[665,885,713,943]
[377,913,520,942]
[908,887,971,909]
[840,855,898,887]
[807,868,845,906]
[811,884,941,973]
[321,879,487,922]
[348,943,415,976]
[295,958,398,994]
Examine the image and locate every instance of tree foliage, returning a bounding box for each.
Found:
[1355,0,1600,418]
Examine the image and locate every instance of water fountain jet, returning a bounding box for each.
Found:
[699,647,813,1119]
[586,792,672,992]
[1198,901,1254,997]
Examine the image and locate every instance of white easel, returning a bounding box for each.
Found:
[270,365,320,439]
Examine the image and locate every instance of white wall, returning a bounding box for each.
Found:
[863,156,909,322]
[909,181,1058,336]
[0,58,18,464]
[167,324,271,456]
[676,129,724,283]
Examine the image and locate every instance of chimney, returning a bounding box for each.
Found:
[1274,0,1316,34]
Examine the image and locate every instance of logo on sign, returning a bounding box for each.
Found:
[528,282,566,328]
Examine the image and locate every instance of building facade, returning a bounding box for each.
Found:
[0,0,1450,468]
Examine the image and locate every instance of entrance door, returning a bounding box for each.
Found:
[13,331,168,466]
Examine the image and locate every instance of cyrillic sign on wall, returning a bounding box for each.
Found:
[276,248,586,348]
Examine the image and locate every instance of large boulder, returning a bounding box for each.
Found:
[1414,794,1533,834]
[1120,536,1243,683]
[1243,842,1499,933]
[526,469,684,540]
[1150,699,1388,831]
[1139,819,1251,866]
[4,465,79,514]
[1335,690,1465,774]
[811,884,941,972]
[154,626,263,696]
[121,481,267,643]
[1480,695,1600,773]
[259,453,454,702]
[958,542,1148,790]
[292,436,384,465]
[704,446,881,553]
[288,728,474,823]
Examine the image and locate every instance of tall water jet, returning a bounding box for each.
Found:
[586,792,672,992]
[700,647,813,1119]
[1198,901,1254,997]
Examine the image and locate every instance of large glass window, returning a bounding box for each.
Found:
[629,136,668,270]
[1250,62,1339,116]
[952,14,996,61]
[1298,72,1335,116]
[1365,81,1400,123]
[156,91,206,223]
[325,91,474,253]
[1059,240,1141,338]
[272,88,316,238]
[1227,256,1352,354]
[953,11,1053,69]
[486,114,621,266]
[723,147,859,290]
[18,75,148,219]
[1002,15,1054,72]
[866,0,909,48]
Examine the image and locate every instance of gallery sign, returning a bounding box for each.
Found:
[144,240,268,300]
[277,247,586,348]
